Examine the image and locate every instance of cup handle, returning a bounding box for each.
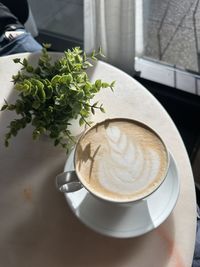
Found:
[56,171,83,193]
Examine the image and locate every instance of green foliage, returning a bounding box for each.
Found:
[1,46,115,152]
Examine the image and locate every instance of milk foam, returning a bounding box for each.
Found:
[76,119,168,201]
[98,126,161,194]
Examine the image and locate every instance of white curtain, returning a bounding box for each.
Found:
[84,0,135,75]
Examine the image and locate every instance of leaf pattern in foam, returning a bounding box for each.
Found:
[103,126,144,183]
[106,126,137,165]
[97,125,162,194]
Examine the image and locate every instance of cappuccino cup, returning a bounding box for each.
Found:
[56,118,170,204]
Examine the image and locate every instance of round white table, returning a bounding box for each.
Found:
[0,52,197,267]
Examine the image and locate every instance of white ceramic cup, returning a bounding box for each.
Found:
[56,118,170,204]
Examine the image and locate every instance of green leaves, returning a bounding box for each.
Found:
[1,100,8,111]
[37,86,46,103]
[13,58,21,63]
[1,46,115,152]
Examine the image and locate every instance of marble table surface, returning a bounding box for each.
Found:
[0,52,197,267]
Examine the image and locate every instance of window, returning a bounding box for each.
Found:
[135,0,200,95]
[29,0,200,95]
[29,0,83,51]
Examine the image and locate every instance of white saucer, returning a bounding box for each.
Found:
[63,151,180,238]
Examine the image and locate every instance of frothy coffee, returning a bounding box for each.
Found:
[75,118,169,202]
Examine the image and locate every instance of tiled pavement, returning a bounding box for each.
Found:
[145,0,200,72]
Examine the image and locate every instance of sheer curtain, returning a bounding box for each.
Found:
[84,0,135,75]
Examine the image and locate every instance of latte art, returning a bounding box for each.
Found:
[98,126,161,194]
[75,119,168,202]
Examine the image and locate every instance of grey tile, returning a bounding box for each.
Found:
[45,3,83,39]
[164,0,194,25]
[145,0,200,72]
[29,0,83,39]
[181,0,200,30]
[145,20,160,60]
[29,0,66,26]
[147,0,170,22]
[145,20,198,71]
[145,20,177,62]
[148,0,194,26]
[161,26,198,71]
[158,23,178,58]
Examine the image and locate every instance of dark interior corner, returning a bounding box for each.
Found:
[136,77,200,159]
[136,77,200,204]
[35,30,83,52]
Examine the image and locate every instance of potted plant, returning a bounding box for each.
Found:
[1,45,115,152]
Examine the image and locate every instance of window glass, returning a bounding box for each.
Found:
[29,0,83,41]
[144,0,200,73]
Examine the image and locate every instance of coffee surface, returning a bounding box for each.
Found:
[75,119,168,202]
